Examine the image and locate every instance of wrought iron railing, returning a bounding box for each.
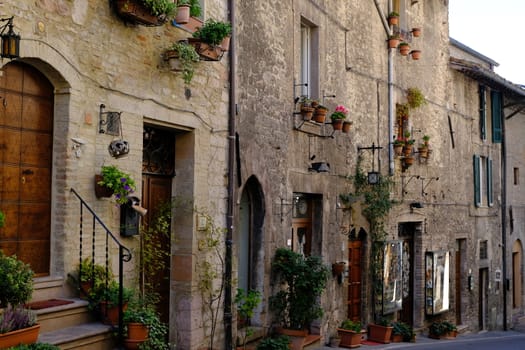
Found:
[70,188,132,348]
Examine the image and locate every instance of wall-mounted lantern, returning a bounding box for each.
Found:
[99,104,130,158]
[1,17,20,59]
[358,143,383,185]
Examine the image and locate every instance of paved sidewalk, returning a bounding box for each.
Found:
[314,330,525,349]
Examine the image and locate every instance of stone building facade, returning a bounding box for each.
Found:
[1,0,524,349]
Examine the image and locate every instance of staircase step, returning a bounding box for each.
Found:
[38,322,115,350]
[35,298,96,333]
[32,276,69,301]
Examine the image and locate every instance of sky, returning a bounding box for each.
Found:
[448,0,525,86]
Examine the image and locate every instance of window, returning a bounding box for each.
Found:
[479,85,486,140]
[480,241,488,260]
[473,155,493,207]
[300,20,318,100]
[491,90,503,143]
[514,168,519,185]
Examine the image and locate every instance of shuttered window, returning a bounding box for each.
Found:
[473,155,493,207]
[491,90,502,143]
[479,85,486,140]
[474,155,481,207]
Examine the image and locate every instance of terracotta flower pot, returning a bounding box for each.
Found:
[368,324,393,344]
[412,27,422,37]
[337,328,362,348]
[331,119,344,131]
[388,38,400,49]
[175,5,190,24]
[399,44,410,56]
[411,50,422,60]
[342,121,352,133]
[0,324,40,348]
[94,174,113,198]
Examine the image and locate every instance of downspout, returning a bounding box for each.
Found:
[224,0,235,348]
[501,107,507,330]
[373,0,395,175]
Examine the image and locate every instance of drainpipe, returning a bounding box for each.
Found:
[501,108,507,330]
[224,0,235,348]
[373,0,395,175]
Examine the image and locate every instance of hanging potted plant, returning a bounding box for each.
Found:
[387,35,400,49]
[411,27,422,37]
[337,319,363,348]
[174,0,191,24]
[398,42,410,56]
[96,165,136,205]
[330,104,349,131]
[114,0,176,26]
[387,12,399,26]
[164,40,200,85]
[410,50,422,60]
[393,137,404,156]
[189,19,232,60]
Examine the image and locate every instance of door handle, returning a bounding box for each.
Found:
[22,169,34,175]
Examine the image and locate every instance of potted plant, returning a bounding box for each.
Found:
[387,12,399,26]
[174,0,190,24]
[393,138,404,156]
[114,0,176,26]
[298,97,315,121]
[122,297,162,349]
[69,257,112,300]
[342,120,353,133]
[402,131,415,155]
[269,248,329,339]
[189,19,232,60]
[90,281,133,326]
[406,87,426,109]
[428,321,457,339]
[368,317,393,344]
[422,134,430,146]
[391,321,413,342]
[96,165,136,205]
[398,42,410,56]
[387,35,400,49]
[0,304,40,348]
[337,319,362,348]
[330,104,349,131]
[410,50,422,60]
[235,288,262,349]
[255,335,290,350]
[412,27,422,37]
[313,104,329,123]
[164,40,200,84]
[0,250,34,308]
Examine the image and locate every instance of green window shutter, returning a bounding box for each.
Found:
[479,85,486,140]
[491,90,502,143]
[473,155,481,207]
[487,157,493,206]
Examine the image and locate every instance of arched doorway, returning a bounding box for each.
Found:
[0,61,54,276]
[236,176,265,322]
[512,240,523,309]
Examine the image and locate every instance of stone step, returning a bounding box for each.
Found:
[38,322,115,350]
[34,298,96,333]
[32,276,71,302]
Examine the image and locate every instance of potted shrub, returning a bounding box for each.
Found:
[269,248,329,340]
[164,40,200,85]
[69,258,112,300]
[0,304,40,348]
[428,321,457,339]
[0,250,34,307]
[337,319,362,348]
[391,321,413,342]
[235,288,262,349]
[393,138,404,156]
[368,318,393,344]
[330,104,349,131]
[90,281,133,326]
[189,19,232,60]
[122,297,162,349]
[96,165,136,205]
[313,104,329,122]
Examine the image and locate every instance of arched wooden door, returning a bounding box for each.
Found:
[0,62,54,276]
[347,239,362,321]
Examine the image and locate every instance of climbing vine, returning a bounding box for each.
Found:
[342,155,396,322]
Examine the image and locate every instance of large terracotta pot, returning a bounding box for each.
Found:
[0,324,40,348]
[368,324,393,344]
[337,328,362,348]
[275,327,307,350]
[175,4,190,24]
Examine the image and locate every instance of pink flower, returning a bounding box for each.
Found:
[334,105,349,116]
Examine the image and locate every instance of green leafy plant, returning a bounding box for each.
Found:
[188,0,201,17]
[423,134,430,144]
[406,87,426,109]
[167,41,200,85]
[392,321,414,341]
[396,103,409,120]
[9,344,61,350]
[429,320,456,336]
[269,248,329,330]
[388,11,399,17]
[235,288,262,349]
[123,296,167,348]
[330,105,349,120]
[98,165,136,205]
[193,19,232,46]
[0,250,34,307]
[91,281,133,309]
[339,319,361,332]
[255,335,290,350]
[0,209,4,228]
[142,0,176,17]
[393,137,405,146]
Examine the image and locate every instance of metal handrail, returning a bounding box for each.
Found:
[70,188,132,348]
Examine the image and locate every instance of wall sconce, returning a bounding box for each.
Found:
[1,17,20,59]
[99,104,122,135]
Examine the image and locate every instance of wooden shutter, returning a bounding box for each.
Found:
[473,155,481,207]
[487,157,493,206]
[479,85,486,140]
[491,90,502,143]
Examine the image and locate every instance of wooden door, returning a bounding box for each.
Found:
[399,239,414,325]
[347,240,362,321]
[141,175,172,324]
[479,268,488,330]
[0,62,53,276]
